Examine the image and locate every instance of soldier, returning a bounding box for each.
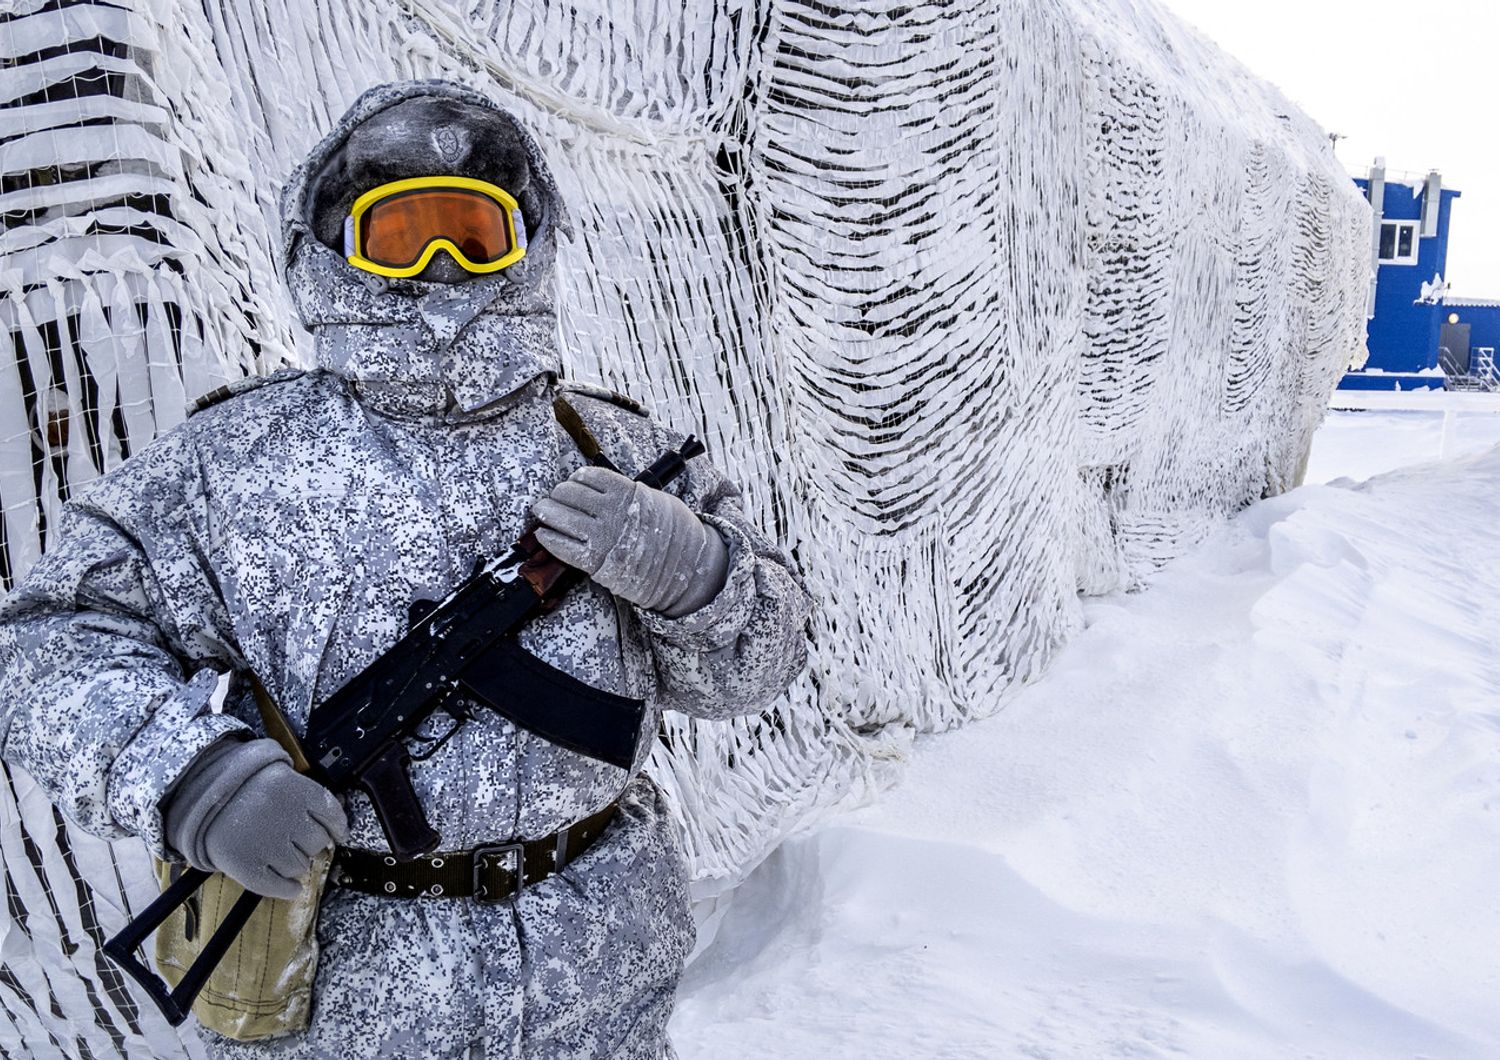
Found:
[0,79,811,1058]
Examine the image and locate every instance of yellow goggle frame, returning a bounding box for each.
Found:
[343,175,529,279]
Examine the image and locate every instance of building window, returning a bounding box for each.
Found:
[1379,220,1420,265]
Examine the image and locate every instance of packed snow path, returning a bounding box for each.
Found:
[673,437,1500,1058]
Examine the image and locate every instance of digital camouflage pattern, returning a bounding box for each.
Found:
[0,79,811,1058]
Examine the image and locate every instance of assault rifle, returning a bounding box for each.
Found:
[103,431,707,1025]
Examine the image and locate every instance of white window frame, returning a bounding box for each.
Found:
[1378,219,1421,265]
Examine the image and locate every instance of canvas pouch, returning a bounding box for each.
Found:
[150,851,330,1040]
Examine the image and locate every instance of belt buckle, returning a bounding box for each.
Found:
[472,842,525,902]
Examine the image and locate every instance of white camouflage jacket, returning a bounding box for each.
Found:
[0,79,811,1059]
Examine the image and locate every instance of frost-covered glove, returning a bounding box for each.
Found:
[533,465,729,618]
[162,737,348,900]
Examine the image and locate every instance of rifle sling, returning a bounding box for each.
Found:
[461,395,640,768]
[551,395,617,471]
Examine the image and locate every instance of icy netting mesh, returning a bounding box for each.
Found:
[0,0,1370,1053]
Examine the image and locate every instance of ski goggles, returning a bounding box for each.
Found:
[343,175,529,278]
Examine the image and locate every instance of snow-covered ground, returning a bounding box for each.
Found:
[1303,409,1500,485]
[672,410,1500,1058]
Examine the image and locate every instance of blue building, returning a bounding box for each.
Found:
[1340,162,1500,391]
[1340,164,1458,391]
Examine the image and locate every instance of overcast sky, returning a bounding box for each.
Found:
[1154,0,1500,298]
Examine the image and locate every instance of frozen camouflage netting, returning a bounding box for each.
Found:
[0,0,1370,1054]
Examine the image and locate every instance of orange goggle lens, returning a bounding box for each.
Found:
[345,178,528,277]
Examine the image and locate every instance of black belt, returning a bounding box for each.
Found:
[332,803,618,902]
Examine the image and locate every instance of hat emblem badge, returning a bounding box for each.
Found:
[434,126,465,165]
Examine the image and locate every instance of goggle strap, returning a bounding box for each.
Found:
[343,215,356,258]
[512,208,528,250]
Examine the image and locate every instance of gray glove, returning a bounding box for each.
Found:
[533,465,729,618]
[162,737,348,900]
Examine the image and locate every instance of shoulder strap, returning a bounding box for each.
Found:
[188,367,306,417]
[554,380,649,417]
[551,396,619,473]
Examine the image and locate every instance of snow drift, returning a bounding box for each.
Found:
[676,437,1500,1057]
[0,0,1369,1054]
